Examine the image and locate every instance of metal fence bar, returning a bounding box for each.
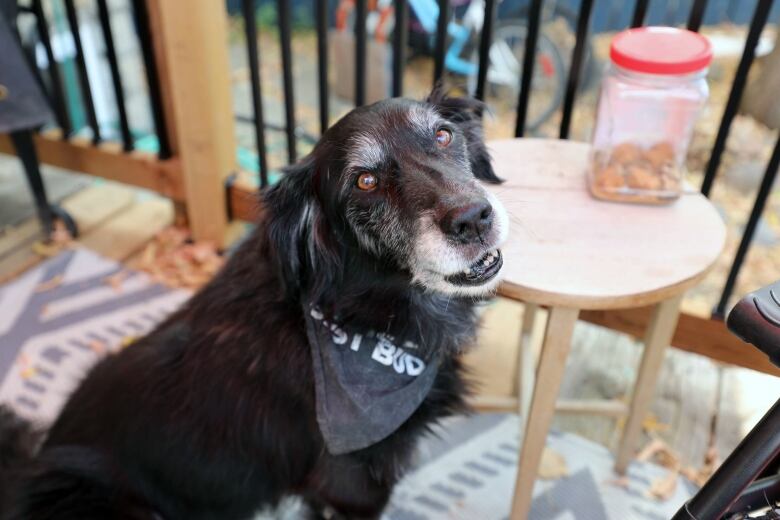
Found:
[242,0,269,187]
[31,0,70,137]
[474,0,496,101]
[278,0,297,162]
[559,0,595,139]
[130,0,172,159]
[355,0,367,106]
[631,0,650,27]
[700,0,773,197]
[687,0,709,31]
[316,0,329,134]
[64,0,101,143]
[433,0,448,85]
[715,134,780,317]
[514,0,542,137]
[392,0,408,97]
[96,0,133,151]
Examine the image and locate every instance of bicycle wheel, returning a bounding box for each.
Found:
[468,20,566,132]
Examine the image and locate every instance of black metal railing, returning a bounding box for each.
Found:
[9,0,780,319]
[231,0,778,319]
[15,0,171,159]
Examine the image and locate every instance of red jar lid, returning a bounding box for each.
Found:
[610,26,713,75]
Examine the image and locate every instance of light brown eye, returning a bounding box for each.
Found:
[356,172,378,191]
[435,128,452,147]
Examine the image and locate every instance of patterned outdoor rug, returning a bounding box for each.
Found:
[0,248,693,519]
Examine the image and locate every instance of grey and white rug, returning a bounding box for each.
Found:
[0,248,693,519]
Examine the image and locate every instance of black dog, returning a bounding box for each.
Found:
[0,89,508,519]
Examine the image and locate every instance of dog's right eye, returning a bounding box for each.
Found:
[356,172,378,191]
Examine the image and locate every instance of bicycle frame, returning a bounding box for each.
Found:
[673,280,780,519]
[408,0,479,76]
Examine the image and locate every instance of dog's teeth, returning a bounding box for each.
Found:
[483,259,490,267]
[464,268,471,275]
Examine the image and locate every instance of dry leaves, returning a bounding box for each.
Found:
[35,274,63,293]
[604,475,630,490]
[132,227,224,289]
[87,339,106,354]
[636,438,683,501]
[103,271,129,292]
[538,447,569,480]
[681,446,719,488]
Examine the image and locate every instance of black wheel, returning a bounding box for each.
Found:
[49,204,79,238]
[467,19,567,132]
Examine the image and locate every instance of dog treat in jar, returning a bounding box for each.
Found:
[588,27,712,204]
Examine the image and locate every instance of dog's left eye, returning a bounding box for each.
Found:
[435,128,452,147]
[356,172,378,191]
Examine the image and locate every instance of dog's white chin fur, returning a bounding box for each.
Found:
[411,190,509,298]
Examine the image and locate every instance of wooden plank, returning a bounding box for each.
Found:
[149,0,236,245]
[0,218,41,260]
[0,246,45,284]
[229,176,261,223]
[556,399,628,416]
[470,396,628,417]
[61,183,137,233]
[0,135,184,200]
[580,308,780,377]
[616,296,683,474]
[79,198,173,261]
[0,184,138,281]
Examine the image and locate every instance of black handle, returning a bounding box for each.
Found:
[726,279,780,369]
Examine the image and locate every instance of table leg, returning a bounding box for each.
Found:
[515,303,538,428]
[510,306,579,520]
[614,295,683,475]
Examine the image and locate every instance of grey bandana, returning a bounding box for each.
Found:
[304,304,440,455]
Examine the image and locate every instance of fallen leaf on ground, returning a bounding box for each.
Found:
[131,227,224,290]
[681,446,719,487]
[636,439,667,463]
[88,340,106,354]
[642,414,671,434]
[649,468,681,501]
[32,240,63,257]
[104,271,129,292]
[35,274,63,293]
[604,476,631,489]
[538,447,569,480]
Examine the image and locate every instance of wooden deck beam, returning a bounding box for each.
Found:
[581,307,780,377]
[0,134,184,200]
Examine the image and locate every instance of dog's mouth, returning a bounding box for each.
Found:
[445,249,503,286]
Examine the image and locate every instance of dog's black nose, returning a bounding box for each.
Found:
[441,200,494,243]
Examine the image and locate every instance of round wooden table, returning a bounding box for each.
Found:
[484,139,726,519]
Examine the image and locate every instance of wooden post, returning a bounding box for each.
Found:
[146,0,235,245]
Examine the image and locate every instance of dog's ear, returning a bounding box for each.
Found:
[426,85,503,184]
[264,158,341,301]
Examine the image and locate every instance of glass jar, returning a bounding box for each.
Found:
[588,27,712,204]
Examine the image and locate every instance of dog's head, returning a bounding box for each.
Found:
[266,89,509,301]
